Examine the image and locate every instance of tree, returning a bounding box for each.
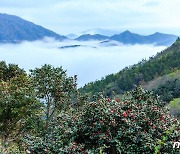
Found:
[0,74,40,153]
[30,64,77,130]
[0,61,25,81]
[23,65,78,153]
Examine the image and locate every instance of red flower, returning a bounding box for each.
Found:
[174,119,177,123]
[122,102,126,105]
[160,115,165,121]
[111,109,115,113]
[44,149,48,153]
[101,135,105,139]
[130,113,134,118]
[110,120,116,125]
[153,107,157,111]
[152,126,156,129]
[72,145,76,149]
[115,98,119,102]
[107,98,111,102]
[92,133,95,136]
[122,111,127,117]
[123,119,127,123]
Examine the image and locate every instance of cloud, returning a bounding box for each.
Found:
[0,0,180,35]
[143,1,161,7]
[0,40,166,87]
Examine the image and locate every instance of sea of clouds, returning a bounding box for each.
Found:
[0,38,166,87]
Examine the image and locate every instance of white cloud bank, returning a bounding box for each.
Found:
[0,40,166,87]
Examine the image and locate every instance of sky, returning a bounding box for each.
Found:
[0,0,180,35]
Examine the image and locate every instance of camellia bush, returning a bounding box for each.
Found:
[63,87,179,153]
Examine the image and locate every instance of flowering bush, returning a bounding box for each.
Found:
[65,87,179,153]
[23,87,179,153]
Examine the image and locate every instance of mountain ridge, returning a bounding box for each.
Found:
[75,34,109,41]
[0,13,178,46]
[0,13,67,43]
[75,30,178,46]
[80,28,119,36]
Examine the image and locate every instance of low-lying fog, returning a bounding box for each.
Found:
[0,38,166,87]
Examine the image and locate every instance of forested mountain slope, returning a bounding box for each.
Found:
[80,39,180,100]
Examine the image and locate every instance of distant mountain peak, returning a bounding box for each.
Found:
[152,32,165,35]
[0,13,67,43]
[109,30,178,46]
[122,30,132,34]
[154,32,161,34]
[75,30,178,46]
[66,33,78,39]
[80,28,119,37]
[75,34,109,41]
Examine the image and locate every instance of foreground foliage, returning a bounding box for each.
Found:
[24,88,180,153]
[61,87,179,153]
[0,62,179,153]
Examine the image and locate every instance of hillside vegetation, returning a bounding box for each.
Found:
[80,39,180,103]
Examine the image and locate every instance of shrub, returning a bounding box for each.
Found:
[66,87,179,153]
[23,87,180,153]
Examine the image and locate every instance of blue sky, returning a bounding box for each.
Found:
[0,0,180,35]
